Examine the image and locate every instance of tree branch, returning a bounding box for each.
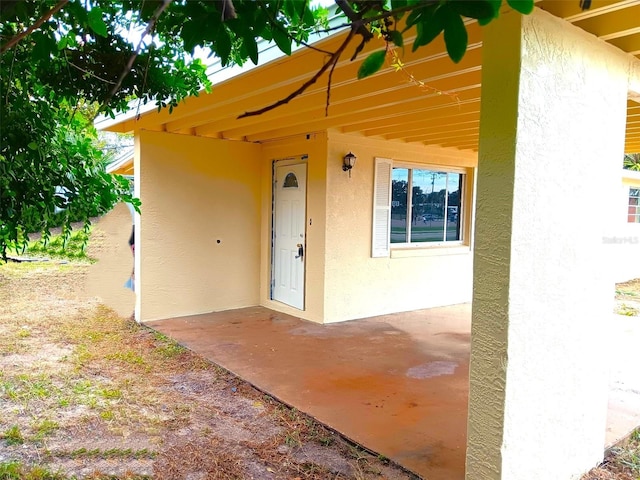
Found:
[101,0,172,110]
[4,47,17,105]
[0,0,69,54]
[256,0,334,55]
[66,59,117,85]
[238,28,356,119]
[335,0,372,42]
[324,51,341,117]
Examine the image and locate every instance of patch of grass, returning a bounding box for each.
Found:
[616,288,639,297]
[585,428,640,479]
[615,303,639,316]
[57,447,157,460]
[71,379,94,395]
[72,344,93,366]
[24,378,54,399]
[17,327,32,338]
[284,430,302,447]
[0,461,66,480]
[32,418,59,440]
[1,375,60,403]
[1,380,19,400]
[155,342,187,358]
[99,409,115,421]
[99,388,122,400]
[106,350,146,366]
[151,332,187,359]
[2,425,25,445]
[23,228,94,262]
[612,429,640,473]
[615,278,640,301]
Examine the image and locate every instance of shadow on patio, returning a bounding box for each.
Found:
[148,304,640,480]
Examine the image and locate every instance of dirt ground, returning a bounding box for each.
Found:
[0,260,419,480]
[1,214,638,479]
[613,277,640,317]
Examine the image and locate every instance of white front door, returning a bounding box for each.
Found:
[273,162,307,310]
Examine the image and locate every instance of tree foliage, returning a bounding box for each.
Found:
[0,0,541,259]
[624,153,640,171]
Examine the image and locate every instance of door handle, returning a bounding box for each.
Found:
[295,243,304,259]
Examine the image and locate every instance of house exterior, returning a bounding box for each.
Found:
[607,168,640,282]
[100,3,640,479]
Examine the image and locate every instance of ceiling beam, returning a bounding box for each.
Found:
[341,98,481,133]
[164,46,484,134]
[608,31,640,53]
[538,0,639,22]
[405,129,479,144]
[379,116,480,140]
[571,4,640,40]
[239,87,482,142]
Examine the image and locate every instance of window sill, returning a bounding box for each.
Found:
[390,244,471,258]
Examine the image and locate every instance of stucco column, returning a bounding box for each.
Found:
[467,9,630,480]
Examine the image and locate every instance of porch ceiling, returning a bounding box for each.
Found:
[106,1,640,154]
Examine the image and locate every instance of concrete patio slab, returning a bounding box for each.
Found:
[149,304,640,480]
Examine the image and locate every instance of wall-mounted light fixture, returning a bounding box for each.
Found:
[342,152,357,177]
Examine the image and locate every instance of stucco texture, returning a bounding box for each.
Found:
[136,130,262,322]
[84,202,135,318]
[260,133,329,324]
[468,8,637,480]
[324,132,477,323]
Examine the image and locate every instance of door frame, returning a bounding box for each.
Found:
[270,155,308,309]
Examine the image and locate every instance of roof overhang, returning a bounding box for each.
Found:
[106,146,135,175]
[101,1,640,154]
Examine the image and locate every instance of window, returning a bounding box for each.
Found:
[629,188,640,223]
[391,168,463,244]
[283,172,299,188]
[372,158,467,257]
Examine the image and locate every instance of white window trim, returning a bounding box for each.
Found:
[628,186,640,224]
[372,157,472,258]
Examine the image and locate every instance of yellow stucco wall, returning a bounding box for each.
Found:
[324,131,477,323]
[134,127,478,325]
[137,130,262,322]
[468,8,638,480]
[260,133,328,323]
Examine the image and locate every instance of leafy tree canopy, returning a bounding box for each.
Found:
[0,0,539,259]
[624,153,640,171]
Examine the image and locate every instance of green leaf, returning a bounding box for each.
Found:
[302,4,316,26]
[31,31,56,62]
[215,27,232,66]
[441,5,468,63]
[506,0,534,14]
[27,142,38,150]
[390,0,408,20]
[273,27,292,56]
[450,0,495,20]
[243,32,259,65]
[389,30,404,48]
[357,50,386,79]
[283,0,299,22]
[488,0,503,14]
[87,8,108,37]
[181,20,201,54]
[412,5,443,52]
[478,0,502,24]
[404,5,425,30]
